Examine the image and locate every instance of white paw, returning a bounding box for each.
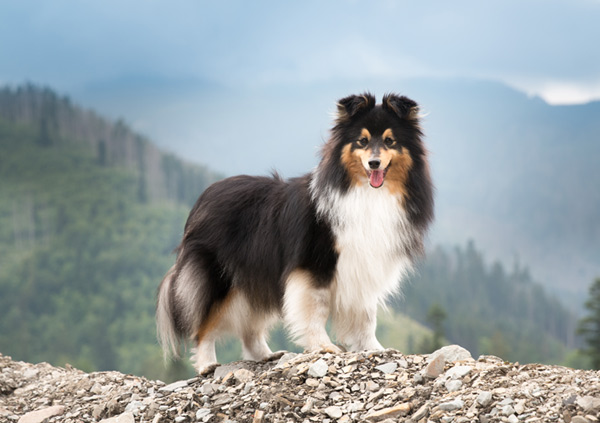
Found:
[196,362,219,376]
[306,343,344,354]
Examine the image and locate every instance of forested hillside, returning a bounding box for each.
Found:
[0,84,218,206]
[0,84,585,382]
[399,242,580,365]
[0,84,223,379]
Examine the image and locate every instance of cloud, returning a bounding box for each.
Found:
[1,0,599,104]
[513,78,600,105]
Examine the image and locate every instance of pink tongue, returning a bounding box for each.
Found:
[369,170,384,188]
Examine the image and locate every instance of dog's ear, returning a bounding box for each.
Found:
[382,94,419,120]
[336,93,376,122]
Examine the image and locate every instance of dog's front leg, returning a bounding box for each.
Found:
[283,270,341,353]
[333,301,384,352]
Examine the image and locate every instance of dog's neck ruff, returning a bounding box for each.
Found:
[309,171,418,310]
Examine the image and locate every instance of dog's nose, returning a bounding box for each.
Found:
[368,159,381,170]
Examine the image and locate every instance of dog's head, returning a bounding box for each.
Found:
[332,93,423,194]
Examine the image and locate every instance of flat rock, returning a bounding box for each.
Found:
[275,353,298,368]
[445,365,472,379]
[233,368,255,383]
[158,380,188,393]
[364,403,411,421]
[577,395,600,412]
[439,398,464,411]
[374,362,398,374]
[18,406,65,423]
[99,412,135,423]
[412,404,429,421]
[424,354,445,379]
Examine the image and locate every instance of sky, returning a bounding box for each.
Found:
[1,0,600,105]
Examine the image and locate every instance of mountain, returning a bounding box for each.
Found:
[0,84,220,207]
[0,84,223,379]
[0,84,587,381]
[76,76,600,305]
[407,79,600,306]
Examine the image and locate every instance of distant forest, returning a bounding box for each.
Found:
[0,85,588,381]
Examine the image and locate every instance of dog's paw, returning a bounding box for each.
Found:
[196,362,219,376]
[306,344,344,355]
[262,350,287,362]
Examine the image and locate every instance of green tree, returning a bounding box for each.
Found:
[420,302,447,353]
[577,278,600,369]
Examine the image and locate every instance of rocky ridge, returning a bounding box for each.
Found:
[1,346,599,423]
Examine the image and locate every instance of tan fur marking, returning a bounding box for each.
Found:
[360,128,372,141]
[341,144,368,186]
[196,290,236,344]
[383,147,413,197]
[382,128,395,142]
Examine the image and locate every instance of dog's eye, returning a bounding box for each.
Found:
[384,137,396,147]
[356,138,369,147]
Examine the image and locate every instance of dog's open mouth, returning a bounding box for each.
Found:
[366,165,389,188]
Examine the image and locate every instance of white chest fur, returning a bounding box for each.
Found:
[315,184,416,312]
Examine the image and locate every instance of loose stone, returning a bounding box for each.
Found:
[324,406,343,419]
[424,354,445,379]
[477,391,493,407]
[429,345,474,364]
[439,398,464,411]
[445,379,463,392]
[308,359,329,378]
[374,363,397,375]
[158,380,188,393]
[446,365,472,379]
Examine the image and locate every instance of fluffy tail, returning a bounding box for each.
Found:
[156,265,181,359]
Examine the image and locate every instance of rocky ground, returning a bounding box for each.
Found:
[1,346,599,423]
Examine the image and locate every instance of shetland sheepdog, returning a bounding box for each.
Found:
[156,93,434,374]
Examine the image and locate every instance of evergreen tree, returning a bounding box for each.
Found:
[421,302,447,353]
[577,278,600,369]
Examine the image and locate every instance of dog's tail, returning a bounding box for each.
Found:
[156,259,209,360]
[156,265,182,359]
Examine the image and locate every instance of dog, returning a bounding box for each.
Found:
[156,93,434,374]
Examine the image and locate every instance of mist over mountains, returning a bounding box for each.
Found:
[73,76,600,306]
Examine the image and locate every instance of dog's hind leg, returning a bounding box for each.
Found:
[283,269,341,354]
[240,318,286,362]
[240,323,280,362]
[192,307,222,375]
[218,290,281,361]
[192,337,218,375]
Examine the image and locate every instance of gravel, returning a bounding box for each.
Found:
[1,345,599,422]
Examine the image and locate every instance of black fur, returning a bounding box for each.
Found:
[169,174,338,339]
